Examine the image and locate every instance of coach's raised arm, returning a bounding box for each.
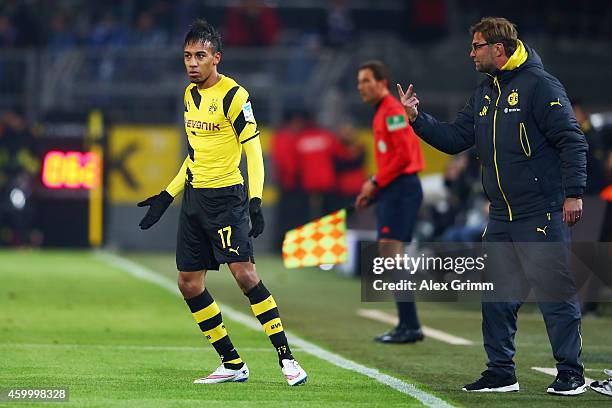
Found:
[397,83,476,155]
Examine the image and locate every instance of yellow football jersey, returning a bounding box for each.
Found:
[165,74,261,196]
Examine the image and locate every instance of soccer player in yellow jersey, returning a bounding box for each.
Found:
[137,19,307,386]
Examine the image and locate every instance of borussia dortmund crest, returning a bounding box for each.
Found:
[507,89,519,106]
[208,98,218,114]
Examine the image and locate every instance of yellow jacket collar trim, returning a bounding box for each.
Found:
[501,39,528,71]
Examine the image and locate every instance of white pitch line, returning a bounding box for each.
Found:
[531,367,595,384]
[358,309,475,346]
[94,250,454,408]
[0,343,281,353]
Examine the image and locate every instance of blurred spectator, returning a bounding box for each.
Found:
[46,12,77,52]
[272,110,303,195]
[428,149,484,241]
[87,11,128,89]
[271,109,309,250]
[2,0,41,48]
[440,200,488,242]
[296,113,367,220]
[295,112,346,217]
[408,0,448,43]
[285,32,322,84]
[131,11,168,48]
[0,109,39,183]
[224,0,280,47]
[571,99,607,195]
[88,11,128,49]
[141,0,176,39]
[0,15,20,94]
[0,15,17,48]
[574,100,612,315]
[0,0,611,54]
[0,109,40,246]
[273,109,354,244]
[174,0,205,40]
[325,0,355,49]
[331,121,366,209]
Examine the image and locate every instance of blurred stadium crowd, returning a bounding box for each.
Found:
[1,0,611,254]
[1,0,612,51]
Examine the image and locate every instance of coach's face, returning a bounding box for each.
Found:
[470,32,496,74]
[184,40,220,84]
[357,68,386,105]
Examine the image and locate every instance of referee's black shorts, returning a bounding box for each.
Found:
[176,183,254,272]
[376,173,423,242]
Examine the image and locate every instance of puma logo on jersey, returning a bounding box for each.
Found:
[549,98,563,107]
[228,246,240,255]
[536,226,548,236]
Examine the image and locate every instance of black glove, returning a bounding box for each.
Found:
[248,197,265,238]
[137,190,173,230]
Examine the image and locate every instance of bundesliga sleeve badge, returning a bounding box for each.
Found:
[386,115,407,132]
[242,101,255,122]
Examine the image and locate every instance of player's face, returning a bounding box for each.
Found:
[470,32,496,74]
[184,41,221,84]
[357,68,386,105]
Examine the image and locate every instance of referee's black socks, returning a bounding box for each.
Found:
[185,288,244,370]
[246,280,294,365]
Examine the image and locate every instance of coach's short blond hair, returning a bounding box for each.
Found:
[470,17,518,57]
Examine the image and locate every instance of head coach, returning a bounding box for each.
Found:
[397,17,588,396]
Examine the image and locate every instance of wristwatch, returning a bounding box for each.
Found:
[370,176,379,187]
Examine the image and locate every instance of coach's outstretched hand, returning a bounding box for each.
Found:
[137,190,173,230]
[248,197,265,238]
[397,83,419,122]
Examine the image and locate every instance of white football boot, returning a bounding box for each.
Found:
[590,369,612,397]
[281,359,307,386]
[193,363,249,384]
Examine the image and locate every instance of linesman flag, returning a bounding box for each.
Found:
[282,209,348,269]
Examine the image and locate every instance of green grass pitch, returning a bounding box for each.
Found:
[1,249,611,407]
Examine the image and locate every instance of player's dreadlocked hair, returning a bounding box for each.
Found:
[184,19,222,53]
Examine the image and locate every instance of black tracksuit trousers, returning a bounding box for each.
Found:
[481,210,583,378]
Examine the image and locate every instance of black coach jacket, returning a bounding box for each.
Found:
[411,40,588,221]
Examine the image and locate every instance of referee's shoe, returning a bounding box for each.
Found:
[374,325,424,344]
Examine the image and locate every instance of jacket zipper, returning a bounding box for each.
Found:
[492,76,513,221]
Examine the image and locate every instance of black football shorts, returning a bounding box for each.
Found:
[176,183,254,271]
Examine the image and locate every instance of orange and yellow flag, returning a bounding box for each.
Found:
[282,209,348,268]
